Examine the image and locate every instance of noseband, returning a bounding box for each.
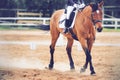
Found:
[92,18,102,25]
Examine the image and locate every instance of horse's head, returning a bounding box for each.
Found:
[90,1,104,32]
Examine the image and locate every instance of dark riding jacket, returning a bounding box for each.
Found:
[67,0,84,6]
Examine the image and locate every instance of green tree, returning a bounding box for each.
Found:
[0,0,119,17]
[25,0,42,12]
[0,0,16,8]
[0,0,16,17]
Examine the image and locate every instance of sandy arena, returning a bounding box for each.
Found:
[0,30,120,80]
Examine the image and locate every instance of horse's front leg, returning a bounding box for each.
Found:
[66,38,75,70]
[87,39,96,75]
[80,47,89,73]
[82,47,95,75]
[79,38,95,75]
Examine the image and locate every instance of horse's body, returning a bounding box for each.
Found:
[48,1,104,75]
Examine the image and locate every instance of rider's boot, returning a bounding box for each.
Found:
[63,19,70,34]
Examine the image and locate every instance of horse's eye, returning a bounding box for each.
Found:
[96,10,100,14]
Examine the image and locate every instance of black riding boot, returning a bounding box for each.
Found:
[63,19,70,34]
[63,27,69,34]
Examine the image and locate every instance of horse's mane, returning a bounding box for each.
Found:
[79,5,92,17]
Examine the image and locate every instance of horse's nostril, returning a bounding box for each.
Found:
[97,28,103,32]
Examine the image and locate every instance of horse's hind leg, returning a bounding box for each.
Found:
[49,29,60,69]
[66,38,75,70]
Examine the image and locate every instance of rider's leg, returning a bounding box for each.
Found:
[63,6,75,33]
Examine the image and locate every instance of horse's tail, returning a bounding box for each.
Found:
[38,24,50,30]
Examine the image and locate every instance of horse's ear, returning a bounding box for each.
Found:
[90,3,98,12]
[99,1,104,7]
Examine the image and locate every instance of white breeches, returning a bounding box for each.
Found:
[66,6,75,19]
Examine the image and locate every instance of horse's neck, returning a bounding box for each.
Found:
[77,6,95,32]
[82,6,92,17]
[83,6,96,33]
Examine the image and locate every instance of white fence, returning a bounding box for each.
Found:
[0,17,120,29]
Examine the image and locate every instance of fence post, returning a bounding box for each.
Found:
[115,19,117,30]
[30,42,36,50]
[43,19,46,24]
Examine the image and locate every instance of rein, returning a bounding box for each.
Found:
[79,11,102,27]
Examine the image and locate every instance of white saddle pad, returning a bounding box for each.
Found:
[59,10,78,29]
[59,14,66,28]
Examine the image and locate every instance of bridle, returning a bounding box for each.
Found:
[78,5,102,26]
[91,10,102,26]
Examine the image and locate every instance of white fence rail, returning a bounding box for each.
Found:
[103,18,120,29]
[0,17,50,26]
[0,17,120,29]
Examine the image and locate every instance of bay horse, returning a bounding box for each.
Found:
[48,1,104,75]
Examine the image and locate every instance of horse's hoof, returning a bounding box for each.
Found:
[48,66,53,70]
[70,68,75,72]
[80,67,86,73]
[45,64,53,70]
[45,66,52,70]
[91,71,96,75]
[48,64,54,70]
[45,66,49,69]
[70,66,75,69]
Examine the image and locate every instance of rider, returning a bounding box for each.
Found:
[63,0,85,33]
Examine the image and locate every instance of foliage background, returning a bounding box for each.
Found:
[0,0,119,17]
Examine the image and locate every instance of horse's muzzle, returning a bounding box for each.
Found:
[97,27,103,32]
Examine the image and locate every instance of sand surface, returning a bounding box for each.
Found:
[0,30,120,80]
